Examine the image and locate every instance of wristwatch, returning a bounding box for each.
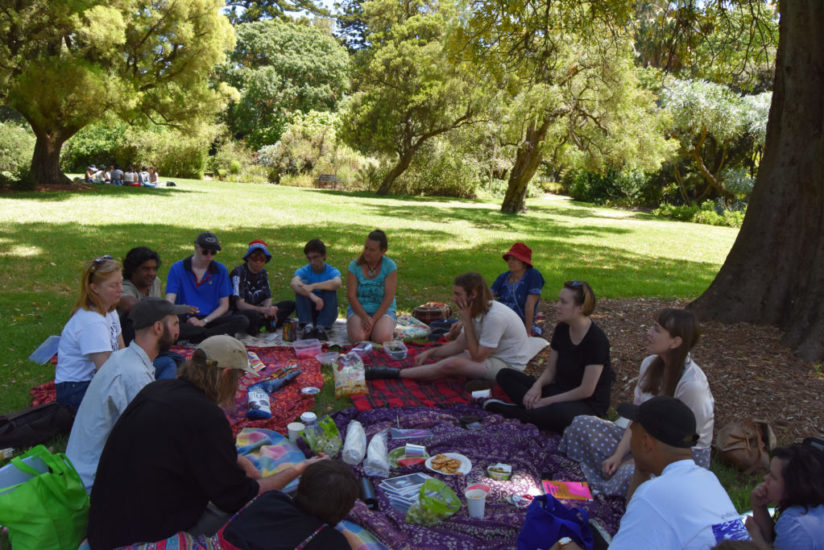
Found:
[557,538,573,547]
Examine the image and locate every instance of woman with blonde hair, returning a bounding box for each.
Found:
[56,254,125,410]
[484,280,613,433]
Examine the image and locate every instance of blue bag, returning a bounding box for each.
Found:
[517,493,594,550]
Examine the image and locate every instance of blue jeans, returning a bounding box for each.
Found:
[295,290,338,328]
[154,351,184,380]
[56,380,91,412]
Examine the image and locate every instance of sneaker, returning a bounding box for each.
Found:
[482,398,515,411]
[301,325,315,340]
[465,379,495,393]
[314,327,328,341]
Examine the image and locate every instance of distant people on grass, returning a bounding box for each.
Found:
[491,242,545,336]
[118,246,190,379]
[746,441,824,550]
[367,272,530,383]
[124,166,138,187]
[139,166,150,186]
[165,232,249,343]
[219,460,360,549]
[559,308,714,498]
[85,165,96,183]
[291,238,341,340]
[55,255,124,411]
[87,335,328,548]
[66,298,179,490]
[111,165,123,186]
[346,229,397,343]
[484,280,613,433]
[230,240,296,336]
[145,166,159,188]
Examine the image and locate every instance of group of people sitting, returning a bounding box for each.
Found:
[52,233,823,549]
[84,164,161,187]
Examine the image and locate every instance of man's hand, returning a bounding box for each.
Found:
[312,295,324,311]
[298,453,329,474]
[415,349,434,366]
[455,295,473,320]
[188,317,206,327]
[261,305,278,318]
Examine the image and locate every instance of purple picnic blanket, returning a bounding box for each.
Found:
[331,406,625,550]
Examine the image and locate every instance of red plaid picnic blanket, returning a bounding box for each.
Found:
[31,345,323,438]
[351,342,510,411]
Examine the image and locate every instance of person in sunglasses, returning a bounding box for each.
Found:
[56,255,125,411]
[484,280,613,433]
[165,232,249,343]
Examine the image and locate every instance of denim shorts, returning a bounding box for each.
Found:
[346,307,397,321]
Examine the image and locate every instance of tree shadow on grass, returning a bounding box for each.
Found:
[1,185,198,202]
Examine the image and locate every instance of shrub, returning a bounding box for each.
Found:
[60,120,128,173]
[208,141,267,183]
[0,121,35,189]
[653,200,745,228]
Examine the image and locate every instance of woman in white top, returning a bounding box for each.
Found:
[558,308,714,498]
[56,255,125,411]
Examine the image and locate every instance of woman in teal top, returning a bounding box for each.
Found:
[347,229,398,343]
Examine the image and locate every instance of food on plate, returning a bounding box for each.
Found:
[430,453,462,475]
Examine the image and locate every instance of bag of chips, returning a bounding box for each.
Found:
[334,352,368,397]
[405,479,460,525]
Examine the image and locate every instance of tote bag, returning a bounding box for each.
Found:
[0,445,90,550]
[517,493,594,550]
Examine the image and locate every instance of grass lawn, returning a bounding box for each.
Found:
[1,180,755,526]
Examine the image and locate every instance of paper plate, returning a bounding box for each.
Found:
[388,446,430,467]
[425,452,472,476]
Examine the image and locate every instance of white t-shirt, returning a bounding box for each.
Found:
[610,460,750,549]
[471,300,530,370]
[56,309,121,383]
[634,355,715,449]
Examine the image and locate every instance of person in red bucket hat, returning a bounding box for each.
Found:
[491,242,545,336]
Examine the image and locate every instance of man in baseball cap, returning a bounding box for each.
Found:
[66,297,181,490]
[89,334,326,548]
[165,231,249,343]
[606,396,750,548]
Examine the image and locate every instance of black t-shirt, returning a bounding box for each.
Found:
[221,491,350,550]
[87,379,259,550]
[550,321,613,413]
[230,264,271,308]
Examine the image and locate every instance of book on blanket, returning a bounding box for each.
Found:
[541,480,593,501]
[379,473,434,513]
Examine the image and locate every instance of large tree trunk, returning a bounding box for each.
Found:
[376,150,414,195]
[500,118,552,213]
[690,1,824,361]
[30,130,71,186]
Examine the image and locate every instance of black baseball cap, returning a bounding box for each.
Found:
[194,231,221,251]
[617,396,699,449]
[129,297,177,330]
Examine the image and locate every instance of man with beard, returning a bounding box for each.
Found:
[66,297,180,490]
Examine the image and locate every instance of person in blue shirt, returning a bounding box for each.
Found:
[746,441,824,550]
[291,239,341,341]
[490,242,545,336]
[165,232,249,343]
[346,230,397,344]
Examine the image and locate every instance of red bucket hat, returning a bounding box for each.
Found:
[503,242,533,268]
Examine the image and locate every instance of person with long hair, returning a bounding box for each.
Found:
[346,229,397,343]
[55,255,125,411]
[484,281,613,433]
[746,441,824,549]
[558,308,713,498]
[366,272,530,381]
[88,335,326,548]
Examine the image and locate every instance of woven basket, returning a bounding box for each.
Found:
[412,302,452,325]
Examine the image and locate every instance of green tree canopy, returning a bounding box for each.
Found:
[0,0,235,186]
[224,0,328,24]
[222,19,350,150]
[337,0,483,195]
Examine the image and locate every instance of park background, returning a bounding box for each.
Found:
[1,0,823,535]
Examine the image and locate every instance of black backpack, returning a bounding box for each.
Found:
[0,402,74,449]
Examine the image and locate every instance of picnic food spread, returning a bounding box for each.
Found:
[428,453,465,475]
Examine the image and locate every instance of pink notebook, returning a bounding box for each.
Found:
[542,480,593,501]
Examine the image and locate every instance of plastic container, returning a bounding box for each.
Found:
[316,351,339,366]
[351,341,373,356]
[294,338,322,358]
[487,463,513,481]
[383,340,408,360]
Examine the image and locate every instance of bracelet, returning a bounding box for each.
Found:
[204,317,211,324]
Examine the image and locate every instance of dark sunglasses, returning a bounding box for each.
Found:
[201,249,218,256]
[92,254,113,265]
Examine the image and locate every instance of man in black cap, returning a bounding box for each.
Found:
[606,396,750,549]
[66,297,180,490]
[165,231,249,343]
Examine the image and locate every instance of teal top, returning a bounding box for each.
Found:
[348,257,397,315]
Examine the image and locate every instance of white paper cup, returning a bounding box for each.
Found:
[287,422,305,443]
[465,484,490,519]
